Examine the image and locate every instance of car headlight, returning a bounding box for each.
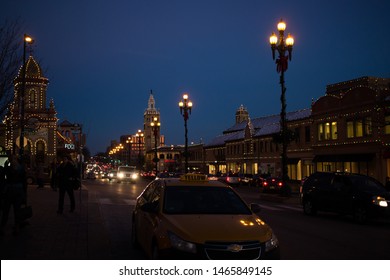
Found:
[131,173,138,180]
[372,196,388,207]
[168,232,197,254]
[265,232,279,252]
[117,172,124,179]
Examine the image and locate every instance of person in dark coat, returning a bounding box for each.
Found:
[0,165,5,218]
[49,159,58,191]
[56,156,77,214]
[1,155,27,235]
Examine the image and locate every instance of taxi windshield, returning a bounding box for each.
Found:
[163,186,252,215]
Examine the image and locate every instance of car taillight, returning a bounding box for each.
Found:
[263,182,268,186]
[278,182,283,187]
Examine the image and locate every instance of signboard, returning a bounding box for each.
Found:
[64,143,75,150]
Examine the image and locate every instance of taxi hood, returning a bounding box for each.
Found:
[162,214,272,244]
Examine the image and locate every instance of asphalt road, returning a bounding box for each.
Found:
[85,178,390,260]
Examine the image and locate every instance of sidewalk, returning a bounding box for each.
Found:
[0,183,110,260]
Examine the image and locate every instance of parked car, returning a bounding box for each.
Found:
[261,177,284,193]
[251,174,266,187]
[131,173,280,259]
[218,173,240,187]
[301,172,390,223]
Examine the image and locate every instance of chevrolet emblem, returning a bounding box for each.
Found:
[227,244,243,252]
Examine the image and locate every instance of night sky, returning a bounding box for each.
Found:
[2,0,389,155]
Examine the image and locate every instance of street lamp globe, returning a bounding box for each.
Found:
[269,32,278,45]
[277,20,286,31]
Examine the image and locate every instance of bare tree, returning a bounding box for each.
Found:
[0,19,23,117]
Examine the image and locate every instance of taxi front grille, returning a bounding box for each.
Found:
[203,241,262,260]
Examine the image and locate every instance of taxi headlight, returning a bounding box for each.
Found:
[372,196,388,207]
[117,172,124,179]
[168,232,197,254]
[265,232,279,252]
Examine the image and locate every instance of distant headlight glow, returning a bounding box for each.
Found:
[372,196,388,207]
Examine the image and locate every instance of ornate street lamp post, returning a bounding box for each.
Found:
[150,116,161,173]
[269,19,294,185]
[135,129,144,170]
[19,34,34,159]
[178,93,193,173]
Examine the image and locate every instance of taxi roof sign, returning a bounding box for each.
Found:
[180,174,208,182]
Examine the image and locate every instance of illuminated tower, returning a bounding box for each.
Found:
[143,90,161,152]
[4,55,57,167]
[235,104,249,124]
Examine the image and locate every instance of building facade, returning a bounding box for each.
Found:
[203,76,390,184]
[3,55,57,168]
[311,76,390,183]
[143,91,162,153]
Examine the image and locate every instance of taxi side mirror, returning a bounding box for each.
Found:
[250,203,261,214]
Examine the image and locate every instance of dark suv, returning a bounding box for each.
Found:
[301,172,390,223]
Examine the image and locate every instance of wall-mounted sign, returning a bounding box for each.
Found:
[65,143,75,150]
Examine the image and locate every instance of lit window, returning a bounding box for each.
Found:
[331,122,338,139]
[356,120,363,137]
[318,122,337,140]
[385,116,390,134]
[325,123,331,140]
[318,123,324,141]
[347,121,354,138]
[347,118,372,138]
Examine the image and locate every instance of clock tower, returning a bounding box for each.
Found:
[143,90,161,152]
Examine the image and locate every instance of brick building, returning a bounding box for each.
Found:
[203,76,390,184]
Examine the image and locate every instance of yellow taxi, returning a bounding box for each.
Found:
[131,174,280,259]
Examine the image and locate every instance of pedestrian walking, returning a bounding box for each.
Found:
[49,159,58,191]
[56,156,77,214]
[0,155,27,236]
[0,165,5,218]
